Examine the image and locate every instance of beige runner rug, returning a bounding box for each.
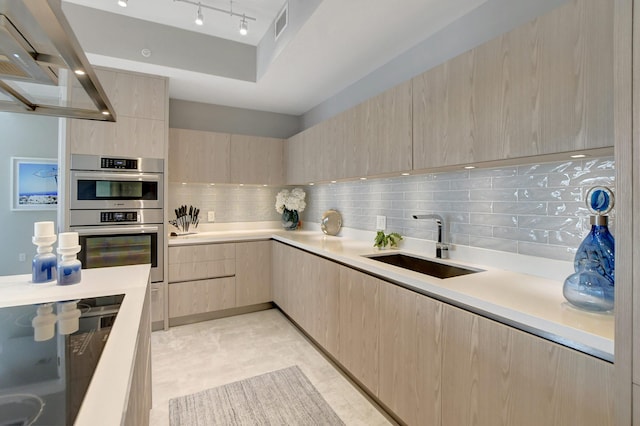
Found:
[169,365,345,425]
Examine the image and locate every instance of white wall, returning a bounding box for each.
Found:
[0,113,59,276]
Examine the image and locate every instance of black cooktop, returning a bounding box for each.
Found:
[0,294,124,426]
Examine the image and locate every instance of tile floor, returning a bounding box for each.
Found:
[149,309,393,425]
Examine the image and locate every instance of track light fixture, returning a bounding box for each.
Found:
[195,3,204,26]
[173,0,256,35]
[239,15,248,35]
[117,0,128,7]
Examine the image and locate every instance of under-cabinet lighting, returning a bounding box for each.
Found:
[360,177,367,181]
[74,69,85,76]
[181,182,187,185]
[101,111,110,116]
[308,183,315,186]
[331,180,337,184]
[401,173,410,176]
[263,184,268,187]
[464,166,476,169]
[570,154,588,159]
[239,184,244,186]
[117,0,128,7]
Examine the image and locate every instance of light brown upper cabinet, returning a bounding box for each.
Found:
[413,0,613,170]
[229,134,284,185]
[285,131,307,185]
[169,129,284,185]
[285,80,412,184]
[168,128,230,183]
[68,67,168,159]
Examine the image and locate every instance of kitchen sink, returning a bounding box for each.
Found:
[365,253,482,279]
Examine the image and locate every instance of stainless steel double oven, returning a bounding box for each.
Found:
[69,154,164,283]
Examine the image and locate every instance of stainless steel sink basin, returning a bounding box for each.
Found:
[365,253,482,279]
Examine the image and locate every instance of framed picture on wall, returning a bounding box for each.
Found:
[11,157,58,211]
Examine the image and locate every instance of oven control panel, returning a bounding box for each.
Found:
[100,157,138,169]
[100,211,138,223]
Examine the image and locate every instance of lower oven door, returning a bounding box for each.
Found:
[74,224,164,282]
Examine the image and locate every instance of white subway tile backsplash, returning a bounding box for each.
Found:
[517,241,575,262]
[470,189,517,201]
[469,236,518,253]
[304,156,614,262]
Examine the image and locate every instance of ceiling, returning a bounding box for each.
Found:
[64,0,286,46]
[62,0,488,116]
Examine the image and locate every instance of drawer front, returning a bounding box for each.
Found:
[169,243,235,264]
[168,243,236,282]
[168,277,236,318]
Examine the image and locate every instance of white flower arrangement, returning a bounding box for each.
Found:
[275,188,306,214]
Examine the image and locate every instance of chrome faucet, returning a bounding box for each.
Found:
[412,214,449,259]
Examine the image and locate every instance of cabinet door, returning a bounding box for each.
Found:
[235,241,272,307]
[285,131,307,185]
[364,80,413,176]
[271,242,289,311]
[168,243,235,283]
[69,116,166,159]
[168,128,230,183]
[379,281,442,426]
[109,70,167,121]
[271,243,339,356]
[304,252,340,356]
[168,277,236,318]
[229,135,284,185]
[338,267,380,395]
[441,304,614,426]
[150,282,165,331]
[123,285,151,425]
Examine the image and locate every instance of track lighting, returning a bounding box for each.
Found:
[239,15,248,35]
[117,0,128,7]
[174,0,256,34]
[195,3,204,26]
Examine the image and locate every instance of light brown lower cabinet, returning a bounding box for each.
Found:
[235,241,272,307]
[441,303,614,426]
[123,284,152,425]
[168,277,235,319]
[271,242,339,356]
[150,282,164,331]
[378,280,442,426]
[337,266,380,396]
[273,242,613,426]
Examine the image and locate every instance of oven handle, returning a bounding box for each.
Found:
[72,171,160,181]
[74,225,160,235]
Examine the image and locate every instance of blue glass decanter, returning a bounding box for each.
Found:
[564,186,615,311]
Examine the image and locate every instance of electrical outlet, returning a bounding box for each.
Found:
[18,253,26,262]
[208,211,215,222]
[376,215,386,231]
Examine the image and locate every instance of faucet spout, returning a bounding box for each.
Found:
[412,214,449,259]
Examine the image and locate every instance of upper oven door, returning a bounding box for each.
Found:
[70,171,163,210]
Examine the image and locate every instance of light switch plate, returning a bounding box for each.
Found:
[208,211,215,222]
[376,215,386,231]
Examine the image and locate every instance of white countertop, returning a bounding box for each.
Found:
[0,264,151,426]
[170,230,615,361]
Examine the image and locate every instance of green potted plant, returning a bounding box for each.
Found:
[374,231,403,249]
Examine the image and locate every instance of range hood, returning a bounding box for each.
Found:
[0,0,115,121]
